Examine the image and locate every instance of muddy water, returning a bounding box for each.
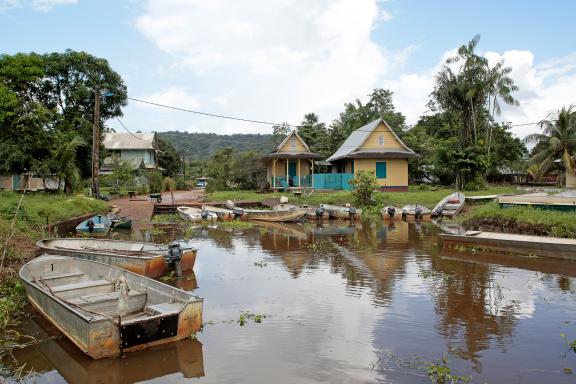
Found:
[6,220,576,383]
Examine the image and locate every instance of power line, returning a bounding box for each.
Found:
[127,97,300,128]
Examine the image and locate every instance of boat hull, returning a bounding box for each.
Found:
[37,239,197,278]
[243,208,307,222]
[20,256,203,359]
[319,204,362,220]
[75,215,112,236]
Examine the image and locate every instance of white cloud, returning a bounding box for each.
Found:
[0,0,77,11]
[136,86,200,111]
[134,0,399,134]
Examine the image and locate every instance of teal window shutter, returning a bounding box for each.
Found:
[376,161,387,178]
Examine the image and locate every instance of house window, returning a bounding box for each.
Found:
[290,135,296,148]
[376,161,387,179]
[378,135,384,146]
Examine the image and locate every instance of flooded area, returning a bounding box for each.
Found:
[6,220,576,383]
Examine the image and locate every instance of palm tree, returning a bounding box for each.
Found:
[524,106,576,185]
[53,135,86,193]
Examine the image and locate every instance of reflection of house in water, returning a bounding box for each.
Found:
[257,222,310,277]
[12,315,205,383]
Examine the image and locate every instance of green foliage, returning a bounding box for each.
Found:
[0,280,26,329]
[146,171,163,194]
[297,113,331,157]
[163,177,176,191]
[426,355,470,384]
[101,158,134,192]
[349,170,379,206]
[175,176,187,190]
[157,138,182,177]
[237,311,267,326]
[205,147,266,192]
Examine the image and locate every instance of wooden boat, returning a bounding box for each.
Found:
[20,255,203,359]
[106,213,133,229]
[75,215,112,236]
[239,207,307,222]
[12,315,205,383]
[400,205,431,220]
[36,238,197,278]
[319,204,361,220]
[177,207,218,222]
[381,206,401,220]
[439,231,576,261]
[431,192,465,217]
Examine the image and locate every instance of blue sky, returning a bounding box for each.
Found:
[1,0,575,138]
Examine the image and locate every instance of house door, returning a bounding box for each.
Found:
[288,161,297,186]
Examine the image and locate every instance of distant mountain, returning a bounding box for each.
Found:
[159,131,278,159]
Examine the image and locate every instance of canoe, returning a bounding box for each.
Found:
[13,316,205,383]
[20,254,203,359]
[107,213,133,229]
[400,205,432,220]
[36,238,197,278]
[319,204,361,220]
[431,192,465,217]
[239,207,307,222]
[381,206,401,220]
[75,215,112,236]
[177,207,218,222]
[439,231,576,261]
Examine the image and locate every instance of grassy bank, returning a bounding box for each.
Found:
[208,185,518,208]
[460,202,576,238]
[0,191,108,330]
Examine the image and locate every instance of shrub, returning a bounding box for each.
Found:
[147,171,163,194]
[349,170,379,207]
[463,176,486,191]
[163,177,176,192]
[175,177,187,190]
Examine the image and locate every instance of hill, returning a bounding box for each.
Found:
[158,131,278,159]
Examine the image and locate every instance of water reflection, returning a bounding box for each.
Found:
[8,220,576,383]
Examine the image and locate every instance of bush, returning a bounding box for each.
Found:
[463,176,486,191]
[349,170,379,207]
[175,177,187,190]
[163,177,176,192]
[147,171,163,194]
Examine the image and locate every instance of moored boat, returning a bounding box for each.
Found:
[431,192,465,218]
[107,212,133,229]
[239,207,307,222]
[400,204,431,220]
[304,206,329,221]
[177,207,218,222]
[381,206,401,220]
[20,255,203,359]
[75,215,112,236]
[319,204,361,220]
[37,238,197,278]
[201,205,239,220]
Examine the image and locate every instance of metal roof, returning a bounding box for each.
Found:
[103,132,157,150]
[326,118,415,162]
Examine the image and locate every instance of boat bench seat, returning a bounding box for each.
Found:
[144,302,183,316]
[444,204,460,209]
[40,272,85,286]
[53,279,115,300]
[68,290,147,315]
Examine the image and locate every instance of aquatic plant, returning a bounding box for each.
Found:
[217,221,253,230]
[561,333,576,354]
[238,311,267,326]
[150,214,183,224]
[427,355,470,384]
[253,261,267,268]
[159,270,176,282]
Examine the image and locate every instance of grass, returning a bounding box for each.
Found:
[460,202,576,238]
[208,185,518,208]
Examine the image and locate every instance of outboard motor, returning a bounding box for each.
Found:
[387,206,396,219]
[436,206,444,219]
[201,210,209,220]
[87,219,95,233]
[166,242,184,277]
[232,208,244,219]
[348,207,357,221]
[414,205,423,220]
[401,208,408,220]
[315,207,325,219]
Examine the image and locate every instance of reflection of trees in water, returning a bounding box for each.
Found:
[428,257,518,372]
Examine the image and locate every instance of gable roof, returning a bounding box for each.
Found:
[103,132,157,150]
[262,130,321,159]
[274,130,311,153]
[326,118,417,162]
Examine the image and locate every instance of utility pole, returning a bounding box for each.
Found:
[91,88,101,198]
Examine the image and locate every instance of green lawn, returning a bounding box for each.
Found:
[208,185,519,208]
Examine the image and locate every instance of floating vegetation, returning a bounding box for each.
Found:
[159,270,176,282]
[253,261,267,268]
[561,333,576,354]
[238,311,268,326]
[150,214,183,224]
[426,355,470,384]
[306,240,338,254]
[218,221,253,230]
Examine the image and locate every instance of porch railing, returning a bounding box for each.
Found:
[273,173,353,190]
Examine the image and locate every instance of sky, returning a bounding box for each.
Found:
[1,0,575,138]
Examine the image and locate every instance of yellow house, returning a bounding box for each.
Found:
[326,118,419,191]
[262,131,321,190]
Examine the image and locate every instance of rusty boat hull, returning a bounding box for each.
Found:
[20,255,203,359]
[37,238,197,279]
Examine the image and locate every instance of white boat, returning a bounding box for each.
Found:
[20,255,203,359]
[381,206,401,220]
[401,204,432,220]
[319,204,361,220]
[431,192,465,217]
[202,205,238,220]
[177,207,218,222]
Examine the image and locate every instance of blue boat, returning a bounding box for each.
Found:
[75,214,112,236]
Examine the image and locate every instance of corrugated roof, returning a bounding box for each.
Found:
[103,132,156,150]
[326,118,415,162]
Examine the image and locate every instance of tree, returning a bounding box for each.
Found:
[205,147,235,192]
[53,134,86,193]
[297,113,330,157]
[525,106,576,183]
[157,138,182,177]
[349,170,379,206]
